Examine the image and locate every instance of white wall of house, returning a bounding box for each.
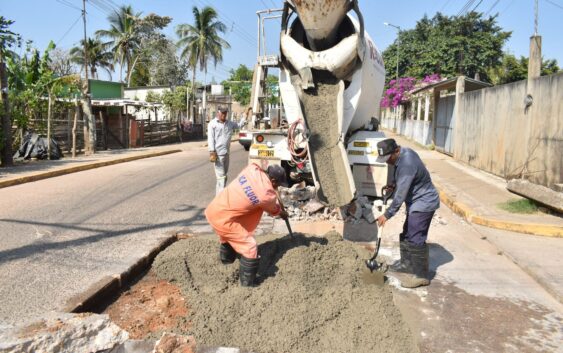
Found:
[124,86,171,121]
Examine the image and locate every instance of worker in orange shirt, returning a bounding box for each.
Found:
[205,163,289,287]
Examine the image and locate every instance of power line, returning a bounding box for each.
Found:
[197,0,257,44]
[440,0,454,12]
[457,0,478,16]
[544,0,563,11]
[55,0,82,11]
[485,0,502,15]
[471,0,485,12]
[56,13,83,46]
[191,0,255,48]
[499,0,516,15]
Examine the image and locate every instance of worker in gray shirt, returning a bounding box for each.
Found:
[208,107,239,194]
[376,138,440,288]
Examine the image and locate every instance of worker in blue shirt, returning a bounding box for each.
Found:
[376,138,440,288]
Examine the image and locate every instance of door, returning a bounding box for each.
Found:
[435,95,455,155]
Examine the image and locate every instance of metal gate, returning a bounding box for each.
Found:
[435,95,456,155]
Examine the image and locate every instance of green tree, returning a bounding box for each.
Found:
[176,6,230,122]
[222,64,253,106]
[486,54,560,85]
[95,5,142,84]
[383,12,511,82]
[70,38,114,80]
[1,17,21,166]
[266,74,279,106]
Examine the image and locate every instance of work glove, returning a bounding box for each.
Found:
[209,151,218,163]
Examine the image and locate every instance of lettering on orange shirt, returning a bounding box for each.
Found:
[238,175,260,205]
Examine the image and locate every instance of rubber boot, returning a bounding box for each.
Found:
[389,241,412,273]
[219,242,236,264]
[239,256,260,287]
[400,243,430,288]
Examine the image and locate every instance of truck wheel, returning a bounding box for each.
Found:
[244,145,250,151]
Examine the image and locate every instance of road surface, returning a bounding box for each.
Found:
[0,143,247,326]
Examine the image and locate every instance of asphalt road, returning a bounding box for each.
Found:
[0,143,248,326]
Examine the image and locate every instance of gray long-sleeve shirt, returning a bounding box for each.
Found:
[208,118,239,156]
[384,147,440,219]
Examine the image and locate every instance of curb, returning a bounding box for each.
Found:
[64,235,178,313]
[0,149,182,190]
[435,183,563,238]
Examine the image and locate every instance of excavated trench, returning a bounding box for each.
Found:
[143,231,418,353]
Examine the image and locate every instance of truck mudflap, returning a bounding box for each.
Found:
[301,76,356,207]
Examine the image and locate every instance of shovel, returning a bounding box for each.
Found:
[276,192,294,238]
[365,186,392,272]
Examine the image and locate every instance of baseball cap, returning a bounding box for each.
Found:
[376,138,398,163]
[267,164,288,187]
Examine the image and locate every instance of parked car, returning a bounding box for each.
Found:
[238,130,252,151]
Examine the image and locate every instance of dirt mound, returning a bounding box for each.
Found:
[152,232,417,353]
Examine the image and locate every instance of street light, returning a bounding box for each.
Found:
[384,22,401,121]
[384,22,401,82]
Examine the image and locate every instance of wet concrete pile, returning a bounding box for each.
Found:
[152,232,418,353]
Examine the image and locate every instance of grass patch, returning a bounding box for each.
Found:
[498,199,539,214]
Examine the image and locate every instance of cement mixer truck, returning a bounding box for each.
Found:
[248,0,388,207]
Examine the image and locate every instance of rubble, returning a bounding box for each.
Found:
[280,184,450,228]
[0,312,128,353]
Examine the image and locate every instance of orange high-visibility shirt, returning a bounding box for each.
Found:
[205,163,281,238]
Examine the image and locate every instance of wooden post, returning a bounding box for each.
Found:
[119,106,124,148]
[99,110,106,150]
[67,108,72,152]
[47,92,52,160]
[72,99,79,158]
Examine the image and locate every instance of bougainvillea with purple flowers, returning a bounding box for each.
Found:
[381,74,443,108]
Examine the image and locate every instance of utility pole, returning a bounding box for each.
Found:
[528,0,542,80]
[81,0,96,154]
[384,22,401,120]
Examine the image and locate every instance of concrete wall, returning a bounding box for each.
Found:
[454,73,563,188]
[381,117,433,147]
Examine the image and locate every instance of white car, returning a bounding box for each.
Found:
[238,130,252,151]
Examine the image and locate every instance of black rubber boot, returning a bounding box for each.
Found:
[239,256,260,287]
[219,242,236,265]
[401,243,430,288]
[389,241,412,273]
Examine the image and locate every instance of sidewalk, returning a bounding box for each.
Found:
[386,131,563,303]
[386,131,563,237]
[0,141,207,189]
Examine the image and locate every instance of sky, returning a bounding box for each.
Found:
[2,0,563,83]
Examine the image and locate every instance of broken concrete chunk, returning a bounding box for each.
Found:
[0,313,128,353]
[153,333,195,353]
[304,199,325,214]
[362,207,376,223]
[347,200,363,220]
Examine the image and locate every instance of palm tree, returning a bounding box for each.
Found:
[95,5,142,85]
[70,38,114,80]
[176,6,230,122]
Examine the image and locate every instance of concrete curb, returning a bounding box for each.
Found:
[0,149,182,190]
[64,235,178,313]
[435,183,563,238]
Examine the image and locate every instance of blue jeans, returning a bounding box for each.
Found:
[399,211,435,246]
